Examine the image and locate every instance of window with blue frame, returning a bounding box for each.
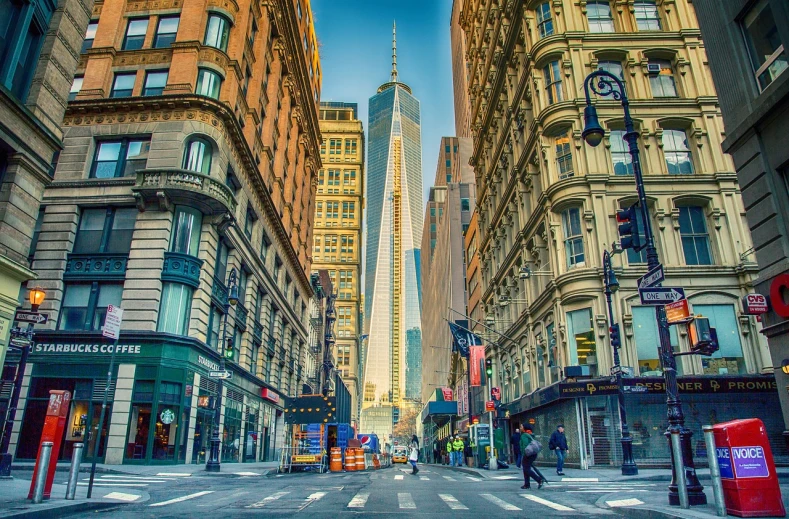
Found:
[632,306,680,376]
[0,0,54,102]
[91,138,150,178]
[693,304,745,374]
[111,72,136,98]
[122,18,148,50]
[170,206,202,256]
[566,308,597,376]
[59,282,123,331]
[157,282,192,335]
[73,207,137,254]
[81,20,98,53]
[143,70,168,96]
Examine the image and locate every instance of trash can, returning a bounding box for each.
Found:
[712,418,786,518]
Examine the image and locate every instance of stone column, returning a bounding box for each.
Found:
[104,364,136,464]
[7,362,33,458]
[185,373,200,464]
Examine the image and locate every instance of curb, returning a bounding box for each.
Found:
[0,501,120,519]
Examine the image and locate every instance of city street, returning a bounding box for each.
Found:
[51,464,646,518]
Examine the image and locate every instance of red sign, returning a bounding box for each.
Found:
[441,387,454,401]
[470,345,484,386]
[491,387,501,400]
[261,388,280,404]
[771,274,789,318]
[742,293,769,315]
[28,390,71,499]
[665,299,691,324]
[485,400,495,412]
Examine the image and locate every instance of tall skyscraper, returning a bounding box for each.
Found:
[361,23,423,435]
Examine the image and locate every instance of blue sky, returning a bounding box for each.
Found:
[312,0,455,205]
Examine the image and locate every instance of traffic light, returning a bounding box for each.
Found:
[609,324,621,349]
[480,359,487,386]
[689,316,719,356]
[224,337,234,359]
[616,204,643,251]
[485,358,493,378]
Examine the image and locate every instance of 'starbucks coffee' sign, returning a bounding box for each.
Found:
[34,343,143,354]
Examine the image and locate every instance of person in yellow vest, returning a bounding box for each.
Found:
[446,437,455,466]
[452,436,465,467]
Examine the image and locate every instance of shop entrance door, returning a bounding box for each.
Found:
[580,398,616,467]
[192,409,213,465]
[84,402,111,463]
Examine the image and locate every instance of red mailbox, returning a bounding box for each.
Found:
[712,418,785,517]
[28,390,71,500]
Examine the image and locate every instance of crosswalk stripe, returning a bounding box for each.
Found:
[394,474,404,480]
[442,475,456,481]
[567,489,649,493]
[78,483,149,487]
[607,498,645,507]
[150,491,214,507]
[466,476,481,482]
[247,491,290,508]
[307,492,327,502]
[94,475,173,480]
[521,493,575,511]
[103,492,141,502]
[419,476,430,480]
[348,492,370,508]
[561,477,599,482]
[82,478,169,484]
[480,493,521,511]
[155,473,191,477]
[398,493,416,509]
[439,494,468,510]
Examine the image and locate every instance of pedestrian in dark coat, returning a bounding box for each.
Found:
[511,427,522,468]
[548,424,569,476]
[519,425,545,489]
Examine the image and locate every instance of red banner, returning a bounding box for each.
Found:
[470,345,484,386]
[441,387,454,401]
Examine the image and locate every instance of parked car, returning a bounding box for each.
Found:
[392,445,408,464]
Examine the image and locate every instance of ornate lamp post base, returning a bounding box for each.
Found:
[666,427,707,505]
[620,435,638,476]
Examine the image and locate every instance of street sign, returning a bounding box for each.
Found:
[9,338,31,348]
[485,400,495,412]
[611,365,623,376]
[665,299,692,324]
[102,305,123,340]
[208,370,233,380]
[639,287,686,305]
[14,310,48,325]
[742,293,769,315]
[638,264,665,289]
[491,387,501,400]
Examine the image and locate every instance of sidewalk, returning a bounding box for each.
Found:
[11,460,280,477]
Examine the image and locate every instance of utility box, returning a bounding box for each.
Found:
[712,418,785,517]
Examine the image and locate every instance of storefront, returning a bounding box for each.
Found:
[10,332,284,465]
[506,375,788,469]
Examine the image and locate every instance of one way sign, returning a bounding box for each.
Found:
[639,287,686,305]
[14,310,48,325]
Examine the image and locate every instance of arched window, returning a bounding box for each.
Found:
[662,129,693,174]
[610,130,634,176]
[196,68,222,99]
[634,1,661,31]
[182,137,212,174]
[587,1,614,33]
[543,60,563,103]
[536,2,553,38]
[204,13,230,51]
[562,207,584,268]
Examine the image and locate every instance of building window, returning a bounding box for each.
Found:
[69,76,83,101]
[195,68,222,99]
[73,207,137,254]
[208,305,222,350]
[59,283,123,331]
[90,138,150,178]
[182,136,212,174]
[157,282,192,335]
[648,59,677,97]
[555,131,573,179]
[122,18,149,51]
[562,207,584,268]
[742,0,787,91]
[245,207,256,239]
[345,139,357,156]
[625,204,646,264]
[678,206,712,265]
[543,60,563,103]
[260,233,270,260]
[215,240,229,282]
[461,198,470,211]
[536,2,553,38]
[633,306,680,376]
[0,0,54,102]
[587,1,614,33]
[251,341,260,376]
[170,206,202,257]
[567,308,596,376]
[610,130,633,176]
[110,72,136,98]
[694,304,746,374]
[662,129,693,174]
[238,269,248,307]
[634,0,661,31]
[204,14,230,52]
[154,16,179,48]
[82,20,98,53]
[597,60,624,98]
[143,70,168,96]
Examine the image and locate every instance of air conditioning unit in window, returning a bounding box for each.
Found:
[647,63,662,76]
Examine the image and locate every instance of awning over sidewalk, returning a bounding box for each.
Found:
[420,400,458,425]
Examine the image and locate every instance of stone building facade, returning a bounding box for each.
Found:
[455,0,783,467]
[313,101,364,427]
[8,0,322,466]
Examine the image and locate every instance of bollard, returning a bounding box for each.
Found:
[671,430,689,509]
[31,442,53,504]
[65,443,84,500]
[702,426,727,517]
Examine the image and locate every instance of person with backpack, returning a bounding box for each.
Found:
[548,424,568,476]
[519,424,545,489]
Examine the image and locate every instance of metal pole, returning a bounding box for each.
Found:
[31,442,53,504]
[0,342,30,478]
[87,337,118,498]
[671,430,689,509]
[703,426,727,517]
[65,443,84,500]
[206,309,229,472]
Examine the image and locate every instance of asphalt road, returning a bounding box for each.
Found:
[55,464,655,517]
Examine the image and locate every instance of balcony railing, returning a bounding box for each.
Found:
[161,251,203,288]
[132,168,237,216]
[235,304,248,330]
[266,336,276,356]
[64,253,128,280]
[211,276,228,308]
[253,321,263,341]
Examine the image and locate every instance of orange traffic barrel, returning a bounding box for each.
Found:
[330,447,343,472]
[372,454,380,469]
[355,448,365,471]
[344,448,356,471]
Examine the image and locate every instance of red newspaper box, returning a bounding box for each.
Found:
[712,418,785,517]
[27,390,71,500]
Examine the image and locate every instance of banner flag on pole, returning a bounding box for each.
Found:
[448,321,482,358]
[469,345,484,386]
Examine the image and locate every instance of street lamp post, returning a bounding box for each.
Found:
[206,268,239,472]
[582,70,705,505]
[602,250,638,476]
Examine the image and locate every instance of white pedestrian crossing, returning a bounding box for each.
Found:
[398,492,416,509]
[347,491,369,508]
[439,493,469,510]
[521,493,575,511]
[466,476,482,482]
[607,498,645,507]
[480,493,521,511]
[247,491,290,508]
[150,491,214,507]
[103,492,141,502]
[394,474,404,480]
[78,474,177,488]
[442,475,456,481]
[419,476,430,480]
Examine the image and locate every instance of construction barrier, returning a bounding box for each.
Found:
[329,447,343,472]
[355,448,365,471]
[372,454,380,469]
[344,448,356,471]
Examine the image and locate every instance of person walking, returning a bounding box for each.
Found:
[409,435,420,474]
[519,425,545,490]
[548,424,568,476]
[446,437,454,466]
[452,436,465,467]
[511,426,522,468]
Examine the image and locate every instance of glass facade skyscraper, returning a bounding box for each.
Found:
[361,25,423,435]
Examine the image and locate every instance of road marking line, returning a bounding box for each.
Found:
[308,492,327,501]
[466,476,482,482]
[348,491,370,508]
[197,490,248,507]
[247,491,290,508]
[439,494,468,510]
[77,483,149,487]
[567,490,649,493]
[480,493,521,511]
[442,475,456,481]
[94,475,172,480]
[419,476,430,480]
[561,477,599,482]
[521,493,575,511]
[607,498,645,507]
[398,492,416,509]
[85,478,169,483]
[103,492,140,502]
[235,472,261,476]
[394,474,404,480]
[492,475,518,480]
[150,491,214,507]
[155,473,192,477]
